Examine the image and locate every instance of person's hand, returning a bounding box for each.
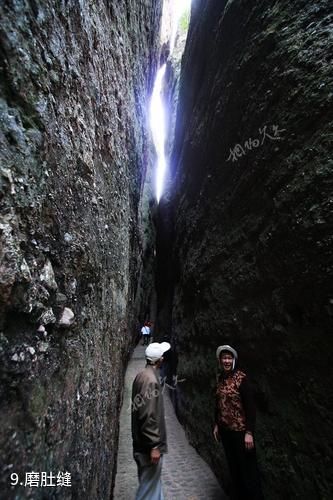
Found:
[150,447,161,464]
[245,431,254,450]
[213,424,219,442]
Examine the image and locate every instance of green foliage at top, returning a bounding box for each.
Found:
[179,9,190,34]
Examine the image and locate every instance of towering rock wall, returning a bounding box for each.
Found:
[0,1,161,498]
[163,0,333,498]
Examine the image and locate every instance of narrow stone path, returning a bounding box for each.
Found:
[114,345,227,500]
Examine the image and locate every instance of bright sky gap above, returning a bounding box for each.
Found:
[150,0,191,202]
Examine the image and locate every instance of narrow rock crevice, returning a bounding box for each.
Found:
[0,1,332,499]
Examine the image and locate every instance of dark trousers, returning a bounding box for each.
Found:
[220,428,264,500]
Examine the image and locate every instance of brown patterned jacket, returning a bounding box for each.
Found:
[215,369,256,433]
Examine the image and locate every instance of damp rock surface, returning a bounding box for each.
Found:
[158,0,333,498]
[0,1,161,498]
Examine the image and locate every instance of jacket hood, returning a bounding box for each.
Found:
[216,344,238,371]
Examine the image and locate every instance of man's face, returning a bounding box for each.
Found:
[220,353,234,371]
[156,356,163,368]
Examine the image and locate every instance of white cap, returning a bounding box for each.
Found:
[216,344,238,361]
[145,342,171,363]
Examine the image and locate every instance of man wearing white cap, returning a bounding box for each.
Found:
[131,341,171,500]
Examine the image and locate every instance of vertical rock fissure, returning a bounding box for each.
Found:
[150,0,191,202]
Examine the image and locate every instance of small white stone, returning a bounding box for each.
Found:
[59,307,75,327]
[40,259,58,291]
[37,341,49,353]
[39,308,56,325]
[20,259,32,281]
[37,325,46,333]
[27,347,35,355]
[64,232,73,243]
[11,353,19,362]
[19,352,25,361]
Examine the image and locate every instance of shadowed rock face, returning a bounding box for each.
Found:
[157,0,333,498]
[0,1,161,498]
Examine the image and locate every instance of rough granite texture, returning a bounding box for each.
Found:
[0,1,161,499]
[157,0,333,499]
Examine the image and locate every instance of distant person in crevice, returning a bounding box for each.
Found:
[147,320,154,343]
[213,344,265,500]
[159,335,174,386]
[141,322,150,346]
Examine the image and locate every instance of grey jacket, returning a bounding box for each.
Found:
[131,365,167,454]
